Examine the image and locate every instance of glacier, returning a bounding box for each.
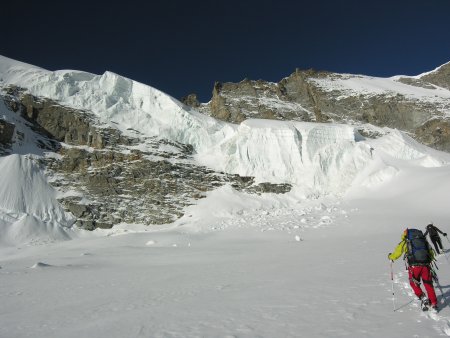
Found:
[1,54,450,246]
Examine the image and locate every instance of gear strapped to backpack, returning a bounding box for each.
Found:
[405,229,432,265]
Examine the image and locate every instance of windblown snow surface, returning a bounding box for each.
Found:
[2,55,450,337]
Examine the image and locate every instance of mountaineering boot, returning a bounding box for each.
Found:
[420,295,430,311]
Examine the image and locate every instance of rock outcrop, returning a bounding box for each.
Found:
[197,77,317,124]
[0,119,15,153]
[181,93,200,108]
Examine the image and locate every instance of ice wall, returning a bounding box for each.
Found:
[197,119,373,195]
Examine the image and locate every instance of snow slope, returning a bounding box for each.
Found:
[0,153,74,246]
[310,71,450,114]
[312,73,450,100]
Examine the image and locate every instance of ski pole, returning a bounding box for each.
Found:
[390,260,396,311]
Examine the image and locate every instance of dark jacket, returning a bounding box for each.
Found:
[424,224,444,238]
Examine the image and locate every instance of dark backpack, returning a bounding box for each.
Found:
[406,229,432,265]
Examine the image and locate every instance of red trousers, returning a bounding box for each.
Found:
[408,265,437,306]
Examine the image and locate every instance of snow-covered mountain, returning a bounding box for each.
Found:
[3,55,450,337]
[1,54,450,245]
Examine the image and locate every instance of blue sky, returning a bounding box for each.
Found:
[1,0,449,101]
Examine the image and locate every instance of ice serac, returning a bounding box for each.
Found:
[0,55,237,153]
[200,120,373,196]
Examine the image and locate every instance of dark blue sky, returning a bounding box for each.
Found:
[2,0,450,102]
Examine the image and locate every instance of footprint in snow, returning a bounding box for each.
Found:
[319,216,333,224]
[443,322,450,336]
[30,262,53,268]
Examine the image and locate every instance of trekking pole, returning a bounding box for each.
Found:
[433,260,439,270]
[390,260,396,311]
[437,238,450,263]
[432,268,446,306]
[443,250,450,265]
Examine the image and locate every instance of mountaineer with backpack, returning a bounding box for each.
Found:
[388,228,438,311]
[424,223,447,254]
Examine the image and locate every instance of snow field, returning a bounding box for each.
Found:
[2,192,450,337]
